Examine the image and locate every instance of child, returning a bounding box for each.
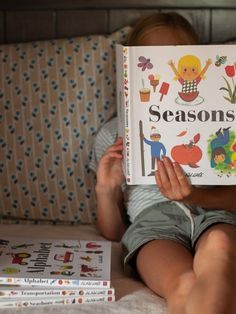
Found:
[211,146,229,168]
[210,127,231,168]
[169,55,212,102]
[90,12,236,314]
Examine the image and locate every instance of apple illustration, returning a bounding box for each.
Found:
[171,133,202,168]
[231,141,236,152]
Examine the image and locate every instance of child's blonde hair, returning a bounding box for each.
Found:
[127,12,198,46]
[175,54,203,80]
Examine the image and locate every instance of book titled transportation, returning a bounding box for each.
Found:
[116,44,236,185]
[0,285,115,298]
[0,295,115,308]
[0,237,111,287]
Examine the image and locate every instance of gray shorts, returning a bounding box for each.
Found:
[122,201,236,268]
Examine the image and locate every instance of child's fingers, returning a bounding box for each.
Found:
[102,151,123,162]
[164,157,189,190]
[113,136,123,147]
[107,144,123,153]
[116,136,123,144]
[156,157,192,201]
[173,162,187,183]
[156,156,181,185]
[155,168,163,189]
[107,151,123,159]
[106,137,123,152]
[156,159,170,186]
[163,157,177,179]
[173,162,192,194]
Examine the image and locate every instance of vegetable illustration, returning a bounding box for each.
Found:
[171,133,202,168]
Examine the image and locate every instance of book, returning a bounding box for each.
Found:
[0,295,115,308]
[0,285,115,298]
[116,44,236,185]
[0,237,111,288]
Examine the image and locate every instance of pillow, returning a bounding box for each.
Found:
[0,26,132,224]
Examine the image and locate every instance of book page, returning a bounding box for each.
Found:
[118,45,236,185]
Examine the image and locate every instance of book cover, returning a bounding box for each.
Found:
[116,44,236,185]
[0,285,115,298]
[0,237,111,287]
[0,295,115,308]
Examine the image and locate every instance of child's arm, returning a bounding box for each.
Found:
[155,156,236,211]
[199,58,212,78]
[95,137,127,241]
[168,60,180,78]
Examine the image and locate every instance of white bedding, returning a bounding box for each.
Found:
[0,224,167,314]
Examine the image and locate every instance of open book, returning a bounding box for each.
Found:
[116,44,236,185]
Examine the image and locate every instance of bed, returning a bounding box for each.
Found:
[0,0,236,313]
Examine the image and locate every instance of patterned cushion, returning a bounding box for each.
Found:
[0,26,131,224]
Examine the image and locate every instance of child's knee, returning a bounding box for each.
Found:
[172,272,196,297]
[200,226,236,260]
[166,271,196,306]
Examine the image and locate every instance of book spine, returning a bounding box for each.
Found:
[0,295,115,308]
[122,46,132,183]
[0,277,110,288]
[0,287,115,298]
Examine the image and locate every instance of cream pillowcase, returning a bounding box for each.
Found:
[0,26,132,224]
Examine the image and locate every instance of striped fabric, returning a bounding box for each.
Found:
[90,117,168,223]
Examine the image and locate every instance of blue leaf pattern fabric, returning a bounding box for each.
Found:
[0,26,131,224]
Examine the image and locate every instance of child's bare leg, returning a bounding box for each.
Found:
[186,224,236,314]
[136,239,195,314]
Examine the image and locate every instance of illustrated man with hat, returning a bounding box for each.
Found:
[142,126,166,176]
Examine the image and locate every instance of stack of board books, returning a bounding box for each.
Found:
[0,236,114,308]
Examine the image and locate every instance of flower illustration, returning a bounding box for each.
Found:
[225,65,235,77]
[220,63,236,104]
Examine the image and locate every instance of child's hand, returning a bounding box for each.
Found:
[168,60,175,67]
[96,137,125,190]
[155,156,194,201]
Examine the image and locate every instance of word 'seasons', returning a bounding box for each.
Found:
[149,105,236,123]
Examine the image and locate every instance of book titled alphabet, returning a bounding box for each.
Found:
[0,236,114,307]
[0,237,111,288]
